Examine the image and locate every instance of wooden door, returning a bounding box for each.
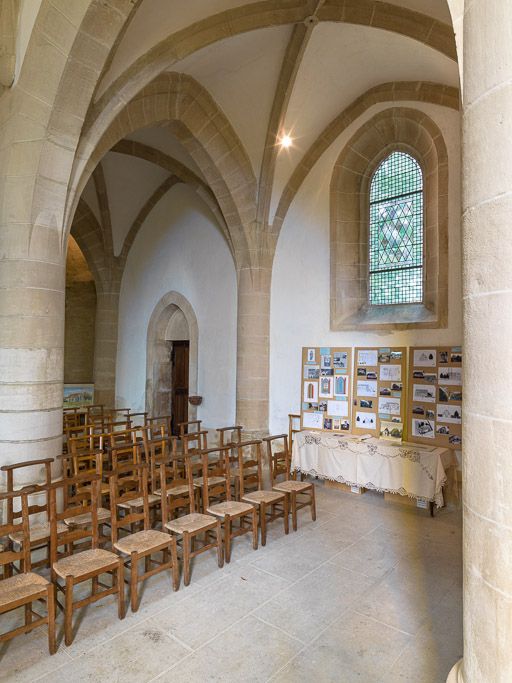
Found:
[171,341,189,436]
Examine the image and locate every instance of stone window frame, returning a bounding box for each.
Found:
[330,107,448,330]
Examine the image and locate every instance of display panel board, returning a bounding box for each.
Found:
[407,346,462,448]
[352,347,407,439]
[300,347,352,432]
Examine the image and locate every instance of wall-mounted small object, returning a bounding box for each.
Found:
[188,395,202,406]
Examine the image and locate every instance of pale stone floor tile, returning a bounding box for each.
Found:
[254,562,376,643]
[148,565,290,649]
[156,615,303,683]
[35,622,190,683]
[271,610,411,683]
[0,485,462,682]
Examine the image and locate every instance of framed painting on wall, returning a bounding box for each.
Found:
[63,384,94,408]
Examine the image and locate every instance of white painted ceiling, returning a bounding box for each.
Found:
[80,0,458,258]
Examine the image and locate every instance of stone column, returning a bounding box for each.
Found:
[0,226,66,480]
[236,263,271,434]
[93,285,121,409]
[449,1,512,680]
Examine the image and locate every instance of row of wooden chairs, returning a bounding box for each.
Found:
[0,434,315,654]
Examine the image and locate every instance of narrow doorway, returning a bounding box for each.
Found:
[171,340,189,435]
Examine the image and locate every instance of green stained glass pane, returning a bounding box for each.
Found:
[368,152,423,305]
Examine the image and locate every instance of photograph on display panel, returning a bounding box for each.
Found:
[352,347,407,437]
[300,347,353,432]
[407,346,462,448]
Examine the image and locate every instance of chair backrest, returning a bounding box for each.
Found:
[109,463,150,543]
[147,415,172,438]
[63,407,82,430]
[109,438,141,471]
[179,420,202,439]
[236,440,263,496]
[142,431,177,491]
[70,450,104,479]
[1,458,54,525]
[288,413,301,450]
[199,446,232,509]
[217,425,243,447]
[182,430,208,454]
[129,412,148,428]
[68,430,104,455]
[263,434,291,486]
[0,488,34,576]
[159,453,196,521]
[48,473,102,562]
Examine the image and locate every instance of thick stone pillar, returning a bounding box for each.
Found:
[451,1,512,680]
[236,263,271,434]
[0,227,66,478]
[93,286,120,409]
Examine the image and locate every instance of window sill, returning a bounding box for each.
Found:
[332,302,442,331]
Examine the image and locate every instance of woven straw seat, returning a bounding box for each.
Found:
[64,507,111,527]
[53,548,119,579]
[0,572,49,608]
[113,529,170,555]
[273,480,311,493]
[117,493,160,509]
[9,521,67,545]
[193,476,226,488]
[154,484,190,497]
[165,512,217,535]
[241,490,285,504]
[207,501,254,517]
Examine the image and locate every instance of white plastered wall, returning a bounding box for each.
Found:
[116,183,237,427]
[269,102,462,433]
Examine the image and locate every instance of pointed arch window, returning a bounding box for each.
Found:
[368,151,423,305]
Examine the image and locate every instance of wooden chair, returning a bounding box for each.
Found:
[179,420,202,438]
[152,436,195,520]
[0,488,56,654]
[216,425,243,447]
[264,434,316,531]
[288,413,301,450]
[146,415,173,438]
[162,455,223,586]
[1,458,67,570]
[201,446,258,562]
[49,473,124,646]
[182,429,209,480]
[129,412,148,428]
[109,463,179,611]
[231,439,259,501]
[238,441,289,545]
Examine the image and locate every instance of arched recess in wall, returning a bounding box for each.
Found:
[330,106,449,331]
[145,291,199,419]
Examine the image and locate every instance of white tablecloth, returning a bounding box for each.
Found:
[292,431,454,507]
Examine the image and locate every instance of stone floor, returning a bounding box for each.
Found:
[0,482,462,682]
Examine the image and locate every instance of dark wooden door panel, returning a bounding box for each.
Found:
[171,341,189,436]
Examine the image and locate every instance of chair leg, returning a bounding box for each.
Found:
[47,584,56,655]
[170,538,180,591]
[291,491,298,531]
[117,561,126,620]
[183,532,191,586]
[260,503,267,547]
[224,516,232,563]
[216,521,224,568]
[25,601,32,628]
[283,495,289,534]
[64,576,74,647]
[130,551,139,612]
[310,484,317,521]
[252,508,258,550]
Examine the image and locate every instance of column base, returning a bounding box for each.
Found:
[447,659,464,683]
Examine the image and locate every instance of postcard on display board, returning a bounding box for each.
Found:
[412,418,435,439]
[436,404,462,424]
[412,383,436,403]
[379,364,402,382]
[413,349,437,367]
[357,379,377,397]
[304,365,320,380]
[321,354,332,369]
[302,411,324,429]
[357,349,378,367]
[438,368,462,385]
[334,374,349,396]
[380,420,403,442]
[303,381,318,403]
[378,396,401,415]
[333,351,348,369]
[306,348,316,363]
[319,376,333,398]
[327,399,349,418]
[355,411,377,429]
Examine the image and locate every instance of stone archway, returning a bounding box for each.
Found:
[145,291,198,419]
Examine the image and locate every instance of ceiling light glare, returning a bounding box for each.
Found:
[280,134,293,149]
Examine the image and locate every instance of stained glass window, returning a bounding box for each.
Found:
[368,151,423,305]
